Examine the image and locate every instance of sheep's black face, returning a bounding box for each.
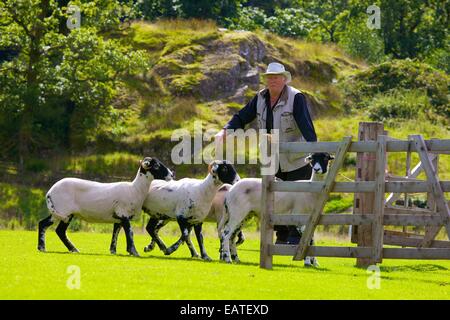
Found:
[209,160,240,185]
[306,153,334,174]
[140,157,174,181]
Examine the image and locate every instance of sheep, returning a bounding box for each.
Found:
[138,160,240,261]
[37,157,174,257]
[139,183,245,255]
[206,184,245,246]
[219,153,334,266]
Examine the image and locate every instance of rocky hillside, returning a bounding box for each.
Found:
[107,20,365,157]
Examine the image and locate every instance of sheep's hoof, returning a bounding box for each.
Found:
[304,257,319,267]
[110,249,116,255]
[201,255,212,262]
[231,255,240,263]
[143,245,154,253]
[128,248,140,257]
[37,246,46,252]
[70,248,79,253]
[164,247,174,255]
[221,254,232,264]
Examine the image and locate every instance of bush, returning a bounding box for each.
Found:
[265,8,320,38]
[24,158,50,173]
[367,89,431,122]
[342,59,449,122]
[338,15,385,64]
[226,6,267,31]
[227,7,319,39]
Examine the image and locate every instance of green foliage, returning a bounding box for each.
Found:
[0,184,47,230]
[0,0,150,159]
[226,6,267,31]
[228,6,319,38]
[367,89,432,122]
[338,14,385,64]
[342,59,449,122]
[424,44,450,74]
[324,194,353,213]
[380,0,448,59]
[64,152,141,177]
[265,8,320,38]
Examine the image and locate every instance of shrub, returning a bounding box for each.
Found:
[367,89,431,122]
[342,59,449,122]
[338,15,385,64]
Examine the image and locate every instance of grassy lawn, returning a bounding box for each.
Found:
[0,228,449,300]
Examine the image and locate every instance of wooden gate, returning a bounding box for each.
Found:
[260,123,450,269]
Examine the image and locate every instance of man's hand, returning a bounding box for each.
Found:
[214,129,227,143]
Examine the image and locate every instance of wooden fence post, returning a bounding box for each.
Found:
[260,134,275,269]
[373,135,387,263]
[354,122,384,267]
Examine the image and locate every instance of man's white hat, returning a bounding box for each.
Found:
[262,62,292,83]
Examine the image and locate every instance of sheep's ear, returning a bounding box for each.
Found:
[328,154,335,160]
[208,161,219,174]
[305,154,313,162]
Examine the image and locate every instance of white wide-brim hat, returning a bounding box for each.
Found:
[261,62,292,83]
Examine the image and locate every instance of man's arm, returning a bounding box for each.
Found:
[293,93,317,142]
[223,95,258,130]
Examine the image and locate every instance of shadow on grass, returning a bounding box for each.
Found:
[380,264,448,273]
[42,250,138,259]
[40,251,450,286]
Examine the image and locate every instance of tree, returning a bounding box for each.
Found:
[0,0,149,164]
[296,0,352,43]
[380,0,449,59]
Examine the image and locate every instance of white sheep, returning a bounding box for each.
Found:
[38,157,174,256]
[139,183,245,255]
[219,153,334,266]
[206,184,245,246]
[139,160,240,261]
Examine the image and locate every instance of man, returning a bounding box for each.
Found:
[215,62,318,252]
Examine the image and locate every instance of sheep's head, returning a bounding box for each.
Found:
[208,160,240,185]
[140,157,174,181]
[306,153,334,174]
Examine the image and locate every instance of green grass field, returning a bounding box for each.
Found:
[1,228,449,300]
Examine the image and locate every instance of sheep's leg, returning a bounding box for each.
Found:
[165,236,184,255]
[184,224,200,258]
[194,223,211,261]
[236,230,245,246]
[55,215,79,253]
[38,215,54,252]
[304,237,319,267]
[109,223,121,254]
[145,217,168,254]
[230,227,241,263]
[144,218,169,253]
[120,218,139,257]
[220,223,238,263]
[166,216,199,258]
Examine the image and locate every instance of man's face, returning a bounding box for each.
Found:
[266,74,287,93]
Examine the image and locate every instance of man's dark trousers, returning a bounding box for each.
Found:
[274,164,312,244]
